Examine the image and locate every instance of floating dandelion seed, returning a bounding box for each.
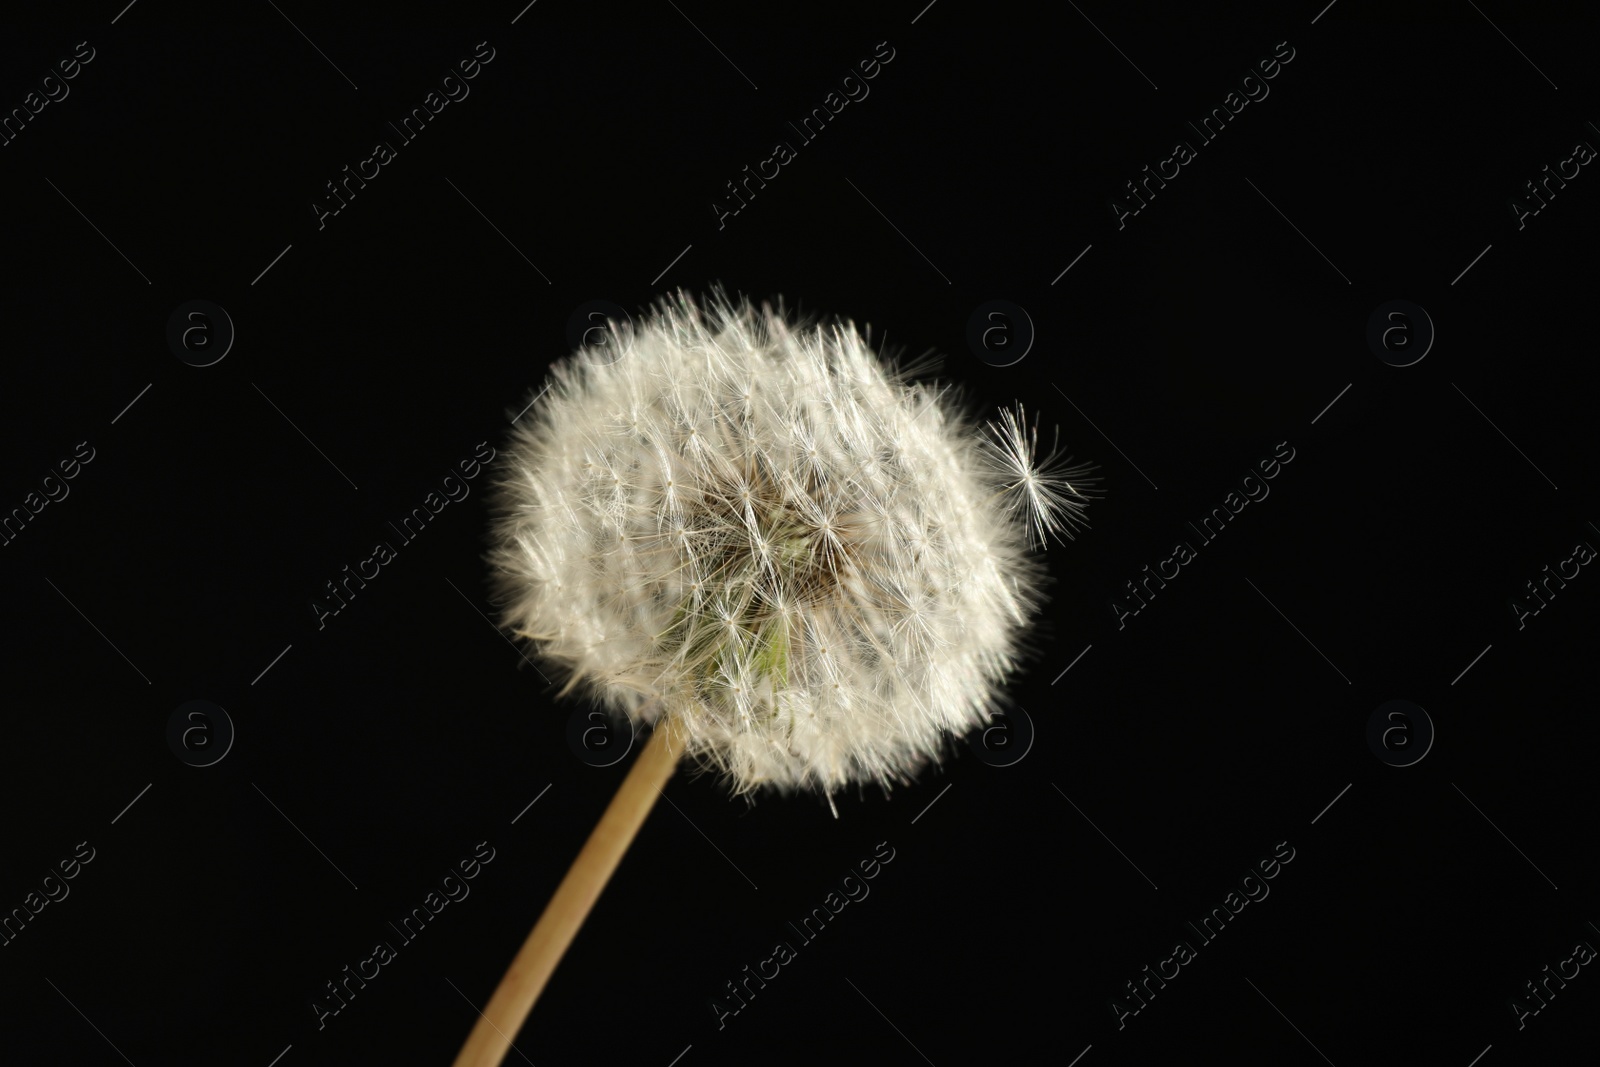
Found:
[454,288,1098,1067]
[981,403,1102,551]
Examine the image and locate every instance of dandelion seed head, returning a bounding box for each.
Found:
[488,288,1095,804]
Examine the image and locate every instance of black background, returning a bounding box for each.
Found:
[2,2,1597,1065]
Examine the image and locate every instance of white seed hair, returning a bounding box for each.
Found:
[487,288,1097,808]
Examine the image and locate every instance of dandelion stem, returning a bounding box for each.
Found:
[451,713,685,1067]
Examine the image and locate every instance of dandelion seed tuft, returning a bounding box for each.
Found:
[487,288,1097,806]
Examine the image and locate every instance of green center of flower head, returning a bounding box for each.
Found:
[654,476,855,726]
[666,526,804,689]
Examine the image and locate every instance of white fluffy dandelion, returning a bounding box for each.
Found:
[487,287,1098,804]
[454,289,1098,1067]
